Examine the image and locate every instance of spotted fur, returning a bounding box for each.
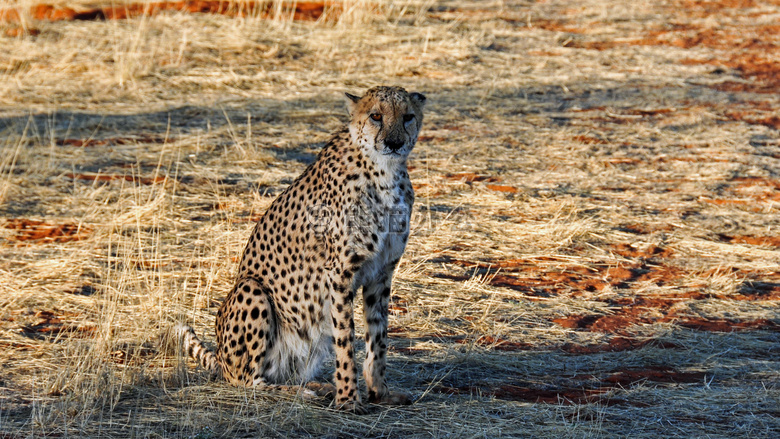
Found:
[176,86,426,413]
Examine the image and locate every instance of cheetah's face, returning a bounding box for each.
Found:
[346,86,426,160]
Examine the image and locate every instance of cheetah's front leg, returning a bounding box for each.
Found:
[329,280,365,413]
[362,267,412,405]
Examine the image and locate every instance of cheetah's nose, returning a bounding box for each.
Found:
[385,139,404,152]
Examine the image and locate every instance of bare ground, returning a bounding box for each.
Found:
[0,0,779,437]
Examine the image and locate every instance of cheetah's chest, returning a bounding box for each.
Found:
[353,181,412,286]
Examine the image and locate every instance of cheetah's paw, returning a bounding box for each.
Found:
[335,399,368,415]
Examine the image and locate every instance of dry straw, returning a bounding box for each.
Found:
[1,0,778,437]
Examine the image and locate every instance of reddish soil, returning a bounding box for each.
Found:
[735,280,780,301]
[710,176,780,205]
[388,298,410,315]
[677,0,780,18]
[564,20,778,51]
[443,173,501,183]
[724,110,780,130]
[5,26,40,37]
[555,312,778,334]
[440,173,516,193]
[720,234,780,248]
[700,198,774,212]
[435,366,704,405]
[733,176,780,189]
[713,55,780,95]
[388,304,408,315]
[438,252,778,337]
[438,254,680,297]
[610,243,675,259]
[485,184,518,193]
[603,157,642,166]
[561,337,682,354]
[601,367,705,385]
[3,218,91,244]
[657,156,732,164]
[676,318,778,332]
[0,1,335,24]
[430,0,780,97]
[416,135,446,142]
[0,341,37,350]
[11,309,97,338]
[534,0,780,96]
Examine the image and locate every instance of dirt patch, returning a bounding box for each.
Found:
[676,0,774,18]
[564,20,779,52]
[435,366,703,405]
[435,271,607,296]
[676,318,778,332]
[443,173,501,183]
[555,311,778,334]
[549,0,780,95]
[439,254,776,335]
[5,26,40,37]
[601,367,705,385]
[0,1,336,24]
[724,110,780,129]
[610,243,675,259]
[8,309,97,339]
[438,173,516,193]
[711,55,780,96]
[494,386,612,405]
[485,184,518,193]
[561,337,682,354]
[438,255,680,297]
[3,219,91,244]
[710,176,780,205]
[720,234,780,248]
[737,281,780,301]
[733,176,780,190]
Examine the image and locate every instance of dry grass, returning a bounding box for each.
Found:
[1,0,779,437]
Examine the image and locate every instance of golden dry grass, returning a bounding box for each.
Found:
[1,0,779,437]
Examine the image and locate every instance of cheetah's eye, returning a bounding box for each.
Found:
[403,114,415,123]
[370,113,382,122]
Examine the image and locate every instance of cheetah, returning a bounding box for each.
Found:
[175,86,426,413]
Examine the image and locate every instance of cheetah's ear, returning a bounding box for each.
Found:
[410,92,427,109]
[345,92,361,117]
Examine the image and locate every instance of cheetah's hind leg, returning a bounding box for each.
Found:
[169,323,334,402]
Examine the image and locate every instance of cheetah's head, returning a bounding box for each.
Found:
[345,86,426,162]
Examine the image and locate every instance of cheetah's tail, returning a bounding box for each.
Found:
[172,324,221,377]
